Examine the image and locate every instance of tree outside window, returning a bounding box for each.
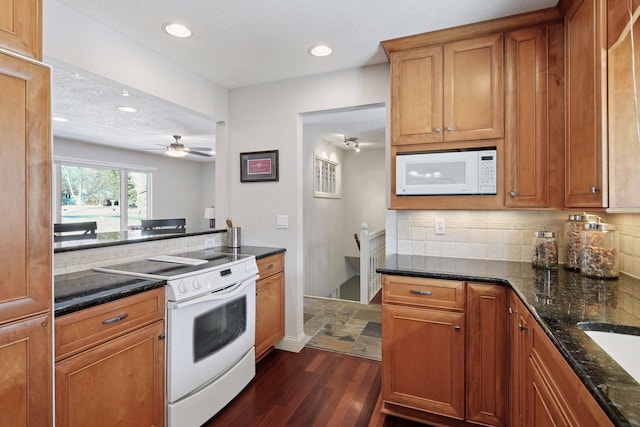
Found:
[59,164,151,232]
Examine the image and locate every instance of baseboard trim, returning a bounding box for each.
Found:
[274,333,310,353]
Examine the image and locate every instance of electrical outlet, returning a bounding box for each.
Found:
[204,238,216,249]
[435,218,446,235]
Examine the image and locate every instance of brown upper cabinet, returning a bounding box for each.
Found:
[0,0,42,60]
[390,33,504,146]
[607,0,640,209]
[564,0,608,207]
[505,23,565,208]
[383,8,563,210]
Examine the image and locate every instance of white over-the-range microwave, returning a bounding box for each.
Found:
[396,148,497,196]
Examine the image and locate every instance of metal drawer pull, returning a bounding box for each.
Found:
[410,290,433,296]
[518,323,528,331]
[102,313,129,325]
[263,264,274,269]
[454,325,461,331]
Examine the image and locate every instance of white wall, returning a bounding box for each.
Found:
[302,135,347,298]
[342,148,386,257]
[54,137,215,229]
[302,124,385,298]
[227,63,390,350]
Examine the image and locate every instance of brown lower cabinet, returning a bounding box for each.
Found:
[255,253,285,361]
[0,314,52,426]
[381,276,508,426]
[510,291,614,427]
[382,275,614,427]
[54,289,165,427]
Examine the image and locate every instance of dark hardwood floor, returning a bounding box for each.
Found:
[203,347,424,427]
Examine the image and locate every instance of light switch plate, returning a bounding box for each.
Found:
[435,218,446,235]
[276,215,288,229]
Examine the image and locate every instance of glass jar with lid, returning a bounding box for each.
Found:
[532,231,558,269]
[581,222,619,279]
[564,213,599,270]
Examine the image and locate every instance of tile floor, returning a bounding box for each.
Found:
[303,296,382,360]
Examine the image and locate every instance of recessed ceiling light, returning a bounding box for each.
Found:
[52,117,69,122]
[163,23,192,38]
[308,44,333,57]
[117,106,138,113]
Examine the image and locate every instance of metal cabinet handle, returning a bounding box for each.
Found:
[509,191,517,197]
[410,289,433,296]
[508,307,514,315]
[263,264,274,270]
[102,313,129,325]
[447,126,453,131]
[590,187,599,194]
[518,323,528,331]
[435,127,441,133]
[454,325,461,331]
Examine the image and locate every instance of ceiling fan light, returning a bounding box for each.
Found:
[165,148,189,158]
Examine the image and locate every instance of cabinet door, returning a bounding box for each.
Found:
[0,50,51,325]
[529,359,572,427]
[255,271,284,360]
[565,0,608,207]
[0,0,41,59]
[443,33,504,141]
[509,292,531,427]
[391,45,443,145]
[466,283,508,427]
[505,26,549,207]
[382,304,465,420]
[55,321,165,427]
[0,314,52,427]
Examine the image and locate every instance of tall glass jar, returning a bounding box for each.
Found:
[564,213,599,270]
[532,231,558,269]
[581,223,619,279]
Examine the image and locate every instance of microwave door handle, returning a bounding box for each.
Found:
[169,274,259,310]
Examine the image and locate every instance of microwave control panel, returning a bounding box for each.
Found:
[478,151,497,194]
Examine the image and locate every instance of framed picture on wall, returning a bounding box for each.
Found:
[313,154,340,198]
[240,150,279,182]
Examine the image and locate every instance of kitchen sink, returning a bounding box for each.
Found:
[577,322,640,384]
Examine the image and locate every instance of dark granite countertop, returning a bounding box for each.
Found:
[54,245,286,317]
[54,270,165,317]
[212,245,286,259]
[54,228,225,253]
[378,255,640,427]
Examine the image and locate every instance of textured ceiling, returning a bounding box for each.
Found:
[48,0,558,161]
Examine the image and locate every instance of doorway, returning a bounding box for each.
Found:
[301,103,386,302]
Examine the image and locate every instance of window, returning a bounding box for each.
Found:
[54,158,154,232]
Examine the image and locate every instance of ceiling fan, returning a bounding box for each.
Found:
[162,135,214,158]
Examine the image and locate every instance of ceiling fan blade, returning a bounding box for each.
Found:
[186,147,213,151]
[184,149,213,157]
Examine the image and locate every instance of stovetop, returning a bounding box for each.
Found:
[94,249,259,301]
[94,249,251,280]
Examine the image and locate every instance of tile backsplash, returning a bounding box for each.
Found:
[397,210,640,278]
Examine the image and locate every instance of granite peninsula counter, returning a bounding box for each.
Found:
[378,255,640,427]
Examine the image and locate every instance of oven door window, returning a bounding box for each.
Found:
[193,295,247,362]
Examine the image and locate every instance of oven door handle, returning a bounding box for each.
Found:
[169,274,259,310]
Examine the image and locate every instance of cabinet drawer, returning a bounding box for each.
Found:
[257,253,284,278]
[383,276,465,310]
[55,288,164,361]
